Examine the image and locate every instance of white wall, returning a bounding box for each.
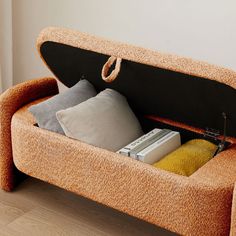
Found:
[0,0,13,91]
[12,0,236,85]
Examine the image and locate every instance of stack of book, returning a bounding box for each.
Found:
[117,128,181,164]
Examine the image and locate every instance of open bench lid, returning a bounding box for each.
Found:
[37,27,236,138]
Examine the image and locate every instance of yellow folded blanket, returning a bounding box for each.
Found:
[153,139,217,176]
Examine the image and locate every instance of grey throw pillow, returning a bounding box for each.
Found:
[29,79,97,134]
[56,89,144,151]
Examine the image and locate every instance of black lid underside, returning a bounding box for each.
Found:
[40,41,236,138]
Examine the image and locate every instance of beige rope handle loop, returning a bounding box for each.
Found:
[101,56,122,82]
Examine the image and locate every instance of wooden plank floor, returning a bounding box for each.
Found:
[0,178,177,236]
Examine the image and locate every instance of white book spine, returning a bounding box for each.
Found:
[136,132,181,164]
[129,129,171,158]
[117,128,161,156]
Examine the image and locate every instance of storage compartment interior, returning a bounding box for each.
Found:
[36,40,236,176]
[33,106,232,175]
[137,115,231,147]
[40,41,236,138]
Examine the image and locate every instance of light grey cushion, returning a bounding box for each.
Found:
[56,89,144,151]
[29,79,97,134]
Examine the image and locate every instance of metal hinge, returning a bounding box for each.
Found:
[203,112,228,156]
[214,112,227,156]
[203,128,220,141]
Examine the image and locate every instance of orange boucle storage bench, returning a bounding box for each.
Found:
[1,27,236,235]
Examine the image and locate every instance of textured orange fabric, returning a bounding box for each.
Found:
[0,78,58,191]
[231,183,236,235]
[37,27,236,90]
[0,26,236,235]
[10,100,236,235]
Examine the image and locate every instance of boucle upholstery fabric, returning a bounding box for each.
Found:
[231,183,236,235]
[0,78,58,191]
[0,26,235,235]
[101,56,122,82]
[10,100,236,235]
[37,27,236,90]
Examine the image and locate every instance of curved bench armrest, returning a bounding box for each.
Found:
[0,77,58,191]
